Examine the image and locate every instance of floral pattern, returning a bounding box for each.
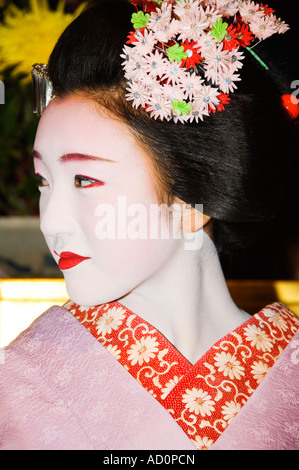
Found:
[122,0,289,122]
[65,300,299,449]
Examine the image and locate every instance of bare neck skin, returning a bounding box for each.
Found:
[119,231,250,364]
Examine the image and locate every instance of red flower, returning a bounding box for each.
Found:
[222,25,239,52]
[126,31,137,44]
[180,40,203,70]
[235,23,254,48]
[210,93,230,113]
[259,3,275,15]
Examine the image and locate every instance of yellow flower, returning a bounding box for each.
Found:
[0,0,86,83]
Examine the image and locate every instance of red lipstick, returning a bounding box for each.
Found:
[55,251,90,270]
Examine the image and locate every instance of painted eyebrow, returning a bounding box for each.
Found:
[32,150,117,163]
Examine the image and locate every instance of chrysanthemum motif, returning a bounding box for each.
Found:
[161,61,188,85]
[126,81,151,108]
[214,351,245,380]
[244,324,273,352]
[127,335,159,366]
[251,360,269,383]
[132,29,157,55]
[249,15,278,39]
[194,84,220,112]
[179,73,204,100]
[0,0,85,83]
[218,70,241,93]
[203,43,231,78]
[147,2,172,33]
[121,0,289,123]
[262,308,288,331]
[218,1,239,18]
[174,0,202,20]
[95,306,126,336]
[147,93,173,120]
[239,1,265,23]
[161,376,180,399]
[268,14,290,34]
[221,400,242,422]
[144,49,167,78]
[182,388,215,417]
[180,40,203,70]
[178,10,210,42]
[192,435,214,450]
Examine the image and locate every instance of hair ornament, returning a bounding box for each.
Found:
[31,63,54,117]
[121,0,290,122]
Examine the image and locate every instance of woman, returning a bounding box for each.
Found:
[1,0,299,450]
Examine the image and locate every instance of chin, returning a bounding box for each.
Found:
[64,277,129,308]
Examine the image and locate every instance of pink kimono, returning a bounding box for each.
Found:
[0,301,298,450]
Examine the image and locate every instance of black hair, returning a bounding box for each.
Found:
[48,0,298,256]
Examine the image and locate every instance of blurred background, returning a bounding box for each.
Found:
[0,0,298,346]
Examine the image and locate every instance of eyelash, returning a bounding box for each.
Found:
[74,175,105,188]
[34,174,105,188]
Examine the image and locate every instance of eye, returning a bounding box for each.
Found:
[74,175,105,188]
[35,173,49,188]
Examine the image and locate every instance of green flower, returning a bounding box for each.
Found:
[131,11,150,29]
[210,18,228,42]
[166,43,187,63]
[172,100,192,116]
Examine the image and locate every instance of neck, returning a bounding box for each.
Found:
[119,231,250,364]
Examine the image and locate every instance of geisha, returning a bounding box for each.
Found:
[0,0,299,450]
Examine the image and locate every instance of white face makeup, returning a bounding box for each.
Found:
[33,95,182,306]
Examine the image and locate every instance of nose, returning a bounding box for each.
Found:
[39,186,78,239]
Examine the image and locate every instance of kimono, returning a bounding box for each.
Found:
[0,300,298,450]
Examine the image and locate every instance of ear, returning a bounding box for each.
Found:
[173,198,211,233]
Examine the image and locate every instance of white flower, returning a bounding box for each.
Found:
[132,29,157,55]
[182,388,215,416]
[144,49,167,78]
[228,49,245,72]
[107,344,121,360]
[161,376,180,399]
[251,360,269,383]
[127,335,159,366]
[147,93,173,120]
[194,84,220,112]
[160,61,188,85]
[147,2,172,33]
[238,1,264,24]
[218,1,239,18]
[203,43,231,77]
[174,0,202,21]
[154,19,180,43]
[244,324,273,352]
[178,10,210,42]
[187,101,210,122]
[162,83,185,102]
[218,70,241,93]
[201,4,222,27]
[126,80,150,108]
[179,73,204,100]
[263,308,288,331]
[221,400,242,422]
[214,351,245,380]
[124,53,147,82]
[268,14,290,34]
[192,434,214,450]
[95,306,126,336]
